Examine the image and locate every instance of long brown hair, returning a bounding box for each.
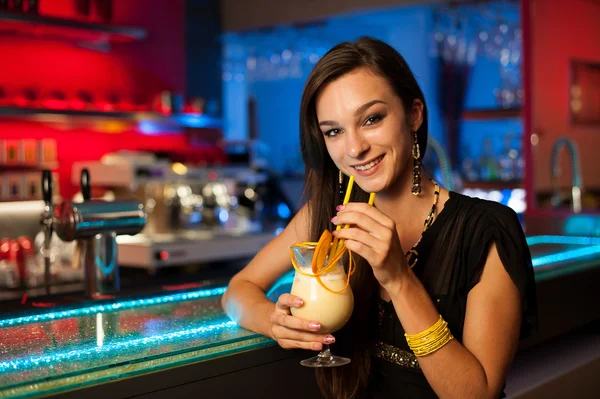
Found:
[299,36,429,399]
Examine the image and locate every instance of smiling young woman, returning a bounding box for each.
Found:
[222,37,537,399]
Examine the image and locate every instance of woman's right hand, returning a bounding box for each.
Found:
[270,294,335,351]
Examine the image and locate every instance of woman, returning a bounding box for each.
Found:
[222,37,537,399]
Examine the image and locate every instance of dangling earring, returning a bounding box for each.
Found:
[339,170,344,196]
[411,131,422,196]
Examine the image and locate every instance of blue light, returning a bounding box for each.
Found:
[189,211,202,224]
[218,209,229,223]
[173,114,222,129]
[277,202,291,219]
[0,320,237,374]
[564,215,600,236]
[532,245,600,267]
[79,218,146,230]
[526,235,600,246]
[0,286,227,329]
[138,120,181,135]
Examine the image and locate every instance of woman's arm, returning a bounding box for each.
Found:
[222,205,333,350]
[221,205,309,335]
[388,242,521,399]
[331,203,522,399]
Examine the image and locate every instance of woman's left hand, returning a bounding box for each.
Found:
[331,203,410,290]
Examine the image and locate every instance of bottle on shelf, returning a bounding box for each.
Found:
[479,137,498,181]
[498,134,517,181]
[460,143,479,182]
[0,238,19,288]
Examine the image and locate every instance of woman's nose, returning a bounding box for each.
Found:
[346,130,370,158]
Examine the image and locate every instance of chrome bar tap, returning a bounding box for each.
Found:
[40,170,53,295]
[43,169,147,298]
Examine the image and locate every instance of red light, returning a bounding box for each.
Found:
[159,250,169,260]
[208,171,218,181]
[69,99,88,111]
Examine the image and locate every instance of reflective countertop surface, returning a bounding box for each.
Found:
[0,236,599,398]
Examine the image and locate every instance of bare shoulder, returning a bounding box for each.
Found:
[230,204,311,292]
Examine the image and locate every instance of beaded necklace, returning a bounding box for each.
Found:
[405,181,440,268]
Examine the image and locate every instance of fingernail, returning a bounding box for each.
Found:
[324,336,335,344]
[314,343,323,351]
[331,216,338,224]
[309,322,320,330]
[336,205,344,211]
[294,298,303,306]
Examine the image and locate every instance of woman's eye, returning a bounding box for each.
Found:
[365,114,383,125]
[324,128,341,137]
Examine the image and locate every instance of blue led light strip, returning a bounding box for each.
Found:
[532,245,600,267]
[0,286,227,329]
[2,235,600,330]
[527,235,600,246]
[0,320,237,374]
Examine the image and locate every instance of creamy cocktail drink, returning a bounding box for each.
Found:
[290,264,354,333]
[289,242,355,367]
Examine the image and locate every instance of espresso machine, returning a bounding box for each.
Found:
[41,169,146,298]
[70,152,282,272]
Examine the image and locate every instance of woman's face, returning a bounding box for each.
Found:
[315,67,422,194]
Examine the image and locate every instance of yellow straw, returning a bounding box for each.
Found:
[336,191,376,251]
[335,175,355,232]
[330,175,354,259]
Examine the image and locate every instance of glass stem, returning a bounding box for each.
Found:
[318,344,333,363]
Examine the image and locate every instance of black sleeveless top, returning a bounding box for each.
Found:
[366,191,538,398]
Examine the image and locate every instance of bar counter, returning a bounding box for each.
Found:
[1,235,600,399]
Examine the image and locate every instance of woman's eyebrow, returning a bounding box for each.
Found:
[318,99,387,127]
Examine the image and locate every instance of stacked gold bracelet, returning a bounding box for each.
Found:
[405,315,454,357]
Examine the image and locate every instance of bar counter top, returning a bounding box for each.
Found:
[1,235,600,398]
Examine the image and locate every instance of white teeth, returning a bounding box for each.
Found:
[354,156,382,171]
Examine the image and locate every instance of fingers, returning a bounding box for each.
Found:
[271,311,320,330]
[270,300,336,351]
[272,325,334,348]
[331,211,382,238]
[278,339,324,351]
[275,293,304,311]
[342,238,378,264]
[332,227,381,250]
[337,202,395,229]
[332,210,394,242]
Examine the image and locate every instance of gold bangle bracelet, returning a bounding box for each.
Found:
[413,333,454,357]
[404,315,444,340]
[405,315,455,357]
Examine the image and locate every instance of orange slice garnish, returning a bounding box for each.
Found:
[312,230,332,274]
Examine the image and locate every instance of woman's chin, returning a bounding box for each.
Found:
[355,176,386,194]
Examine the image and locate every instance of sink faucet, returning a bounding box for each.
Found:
[427,136,454,191]
[550,137,583,213]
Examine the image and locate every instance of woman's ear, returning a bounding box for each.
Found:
[410,99,424,132]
